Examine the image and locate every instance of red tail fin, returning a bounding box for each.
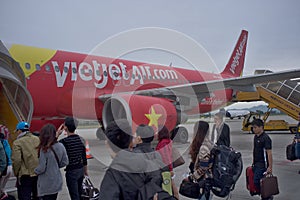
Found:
[221,30,248,77]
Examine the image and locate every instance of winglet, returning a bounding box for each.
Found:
[221,30,248,77]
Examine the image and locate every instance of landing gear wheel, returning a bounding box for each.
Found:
[96,128,106,140]
[172,127,188,143]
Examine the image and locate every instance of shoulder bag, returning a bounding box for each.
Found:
[172,147,185,168]
[50,146,59,166]
[260,173,279,199]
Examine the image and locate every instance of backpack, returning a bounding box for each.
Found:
[210,145,243,197]
[0,139,8,176]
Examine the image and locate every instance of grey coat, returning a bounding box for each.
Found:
[34,142,69,197]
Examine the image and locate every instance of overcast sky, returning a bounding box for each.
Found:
[1,0,300,76]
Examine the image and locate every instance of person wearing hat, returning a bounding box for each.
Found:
[11,121,40,200]
[0,124,12,199]
[251,119,273,200]
[99,120,166,200]
[133,124,166,186]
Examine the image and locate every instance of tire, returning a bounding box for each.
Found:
[96,128,106,140]
[172,127,188,143]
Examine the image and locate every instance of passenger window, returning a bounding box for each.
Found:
[45,65,51,71]
[54,66,60,72]
[124,73,129,79]
[35,64,41,71]
[63,67,69,73]
[25,63,31,70]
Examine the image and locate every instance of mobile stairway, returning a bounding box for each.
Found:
[232,70,300,133]
[0,40,33,192]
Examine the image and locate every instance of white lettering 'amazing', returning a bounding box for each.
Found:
[52,61,178,89]
[230,35,247,74]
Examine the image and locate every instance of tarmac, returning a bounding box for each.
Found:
[6,116,300,200]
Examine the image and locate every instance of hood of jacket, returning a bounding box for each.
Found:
[110,149,162,173]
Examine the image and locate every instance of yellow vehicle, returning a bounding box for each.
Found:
[242,111,297,134]
[234,70,300,134]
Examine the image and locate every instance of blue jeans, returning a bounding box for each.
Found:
[253,166,266,192]
[65,168,84,200]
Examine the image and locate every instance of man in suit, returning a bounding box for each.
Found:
[211,112,230,147]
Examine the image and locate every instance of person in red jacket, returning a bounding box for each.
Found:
[156,126,173,172]
[156,125,179,199]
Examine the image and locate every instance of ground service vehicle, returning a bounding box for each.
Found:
[233,70,300,133]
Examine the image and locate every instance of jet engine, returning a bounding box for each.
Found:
[102,94,179,135]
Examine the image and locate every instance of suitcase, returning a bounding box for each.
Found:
[260,174,279,198]
[246,166,259,196]
[286,142,297,161]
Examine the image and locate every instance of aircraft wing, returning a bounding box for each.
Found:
[99,69,300,103]
[167,69,300,96]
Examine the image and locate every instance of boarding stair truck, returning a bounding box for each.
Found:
[232,70,300,133]
[0,41,34,193]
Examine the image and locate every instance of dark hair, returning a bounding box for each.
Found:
[189,121,209,163]
[251,118,264,127]
[37,124,57,154]
[64,117,78,133]
[136,124,154,143]
[214,112,224,120]
[105,119,132,153]
[157,125,170,141]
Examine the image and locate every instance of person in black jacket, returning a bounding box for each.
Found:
[99,120,163,200]
[211,112,230,147]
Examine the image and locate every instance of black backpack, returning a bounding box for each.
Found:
[210,145,243,197]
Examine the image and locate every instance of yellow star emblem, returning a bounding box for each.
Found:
[145,106,162,128]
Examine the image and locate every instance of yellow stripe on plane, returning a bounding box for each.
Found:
[9,44,57,77]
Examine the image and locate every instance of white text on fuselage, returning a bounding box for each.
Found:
[51,61,178,88]
[230,35,247,74]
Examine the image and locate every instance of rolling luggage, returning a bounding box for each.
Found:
[246,166,259,196]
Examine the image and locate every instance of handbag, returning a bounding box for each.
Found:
[179,178,201,199]
[295,142,300,159]
[260,174,279,198]
[172,147,185,168]
[81,176,100,200]
[161,171,173,196]
[286,142,296,161]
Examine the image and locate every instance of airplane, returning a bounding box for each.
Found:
[1,30,300,143]
[225,109,250,119]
